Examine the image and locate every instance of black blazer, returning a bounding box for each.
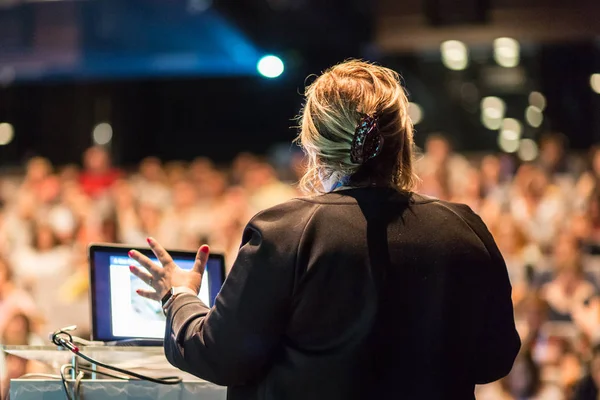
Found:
[164,188,520,400]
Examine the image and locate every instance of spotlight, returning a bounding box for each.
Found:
[92,123,113,145]
[440,40,469,71]
[518,139,539,162]
[500,118,522,140]
[0,122,14,145]
[498,133,519,153]
[480,96,505,130]
[408,102,423,125]
[257,55,284,78]
[498,118,522,153]
[494,38,520,68]
[591,74,600,94]
[481,96,506,119]
[525,106,543,128]
[481,114,502,130]
[528,91,546,111]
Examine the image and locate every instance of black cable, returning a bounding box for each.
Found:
[51,328,182,386]
[77,366,128,381]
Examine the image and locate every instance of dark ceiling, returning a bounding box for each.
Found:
[0,0,598,167]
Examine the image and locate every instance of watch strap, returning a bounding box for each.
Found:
[161,287,197,314]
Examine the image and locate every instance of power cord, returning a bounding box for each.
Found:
[50,326,182,400]
[77,365,128,381]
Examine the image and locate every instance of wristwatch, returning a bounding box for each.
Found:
[161,287,196,315]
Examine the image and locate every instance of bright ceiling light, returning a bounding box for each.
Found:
[0,122,14,145]
[591,74,600,94]
[408,102,423,125]
[257,55,284,78]
[481,113,503,130]
[441,40,469,71]
[500,118,522,141]
[518,138,539,161]
[528,91,546,111]
[525,106,543,128]
[92,123,113,145]
[494,37,520,68]
[498,132,520,153]
[481,96,506,119]
[480,96,505,130]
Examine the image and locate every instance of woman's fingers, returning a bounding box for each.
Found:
[193,245,210,275]
[135,288,160,301]
[128,249,161,276]
[129,265,153,287]
[146,237,175,269]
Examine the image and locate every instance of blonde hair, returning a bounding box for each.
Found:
[296,59,418,194]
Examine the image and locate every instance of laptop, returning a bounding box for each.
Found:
[89,243,226,345]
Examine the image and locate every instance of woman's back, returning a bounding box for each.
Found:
[262,188,518,399]
[165,187,520,400]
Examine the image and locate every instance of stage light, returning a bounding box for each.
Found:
[518,138,539,162]
[480,96,505,130]
[528,91,546,111]
[257,55,284,78]
[498,118,522,152]
[498,132,519,153]
[525,106,543,128]
[592,74,600,94]
[92,123,113,145]
[0,122,14,145]
[481,113,502,130]
[494,37,520,68]
[440,40,469,71]
[408,102,423,125]
[481,96,505,119]
[500,118,522,140]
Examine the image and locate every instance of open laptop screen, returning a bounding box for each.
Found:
[89,244,225,342]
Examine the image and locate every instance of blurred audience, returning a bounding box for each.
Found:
[573,344,600,400]
[3,132,600,399]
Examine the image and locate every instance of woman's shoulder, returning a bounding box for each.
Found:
[247,197,322,229]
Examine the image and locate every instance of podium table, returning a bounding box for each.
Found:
[2,345,227,400]
[10,379,227,400]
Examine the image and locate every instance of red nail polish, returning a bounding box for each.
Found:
[129,265,135,272]
[146,237,153,245]
[128,250,134,257]
[200,246,209,254]
[136,289,140,294]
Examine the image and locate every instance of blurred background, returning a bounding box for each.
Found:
[0,0,600,398]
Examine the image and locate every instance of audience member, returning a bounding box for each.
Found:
[540,233,597,322]
[79,146,121,198]
[573,345,600,400]
[0,259,37,336]
[491,214,535,305]
[416,133,470,200]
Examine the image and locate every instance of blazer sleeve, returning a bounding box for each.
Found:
[163,200,317,386]
[455,204,521,384]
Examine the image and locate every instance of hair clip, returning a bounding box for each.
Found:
[350,113,384,164]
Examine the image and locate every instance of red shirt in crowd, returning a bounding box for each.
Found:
[79,169,122,198]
